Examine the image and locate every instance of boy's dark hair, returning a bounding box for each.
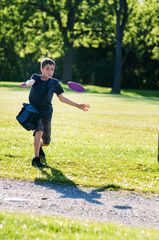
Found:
[41,58,55,68]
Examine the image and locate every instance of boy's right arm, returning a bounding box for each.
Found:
[20,79,35,88]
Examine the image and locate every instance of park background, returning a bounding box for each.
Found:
[0,0,159,208]
[1,1,159,239]
[0,0,159,93]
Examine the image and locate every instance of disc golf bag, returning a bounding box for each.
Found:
[16,103,39,131]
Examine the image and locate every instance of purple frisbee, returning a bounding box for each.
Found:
[67,81,85,92]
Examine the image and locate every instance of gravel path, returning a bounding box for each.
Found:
[0,178,159,229]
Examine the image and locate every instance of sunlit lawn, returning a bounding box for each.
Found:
[0,82,159,193]
[0,211,159,240]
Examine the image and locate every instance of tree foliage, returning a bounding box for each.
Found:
[0,0,159,90]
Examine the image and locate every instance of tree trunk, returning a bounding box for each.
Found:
[111,38,122,93]
[62,48,74,83]
[111,0,130,94]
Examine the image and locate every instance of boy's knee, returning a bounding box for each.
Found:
[35,130,43,137]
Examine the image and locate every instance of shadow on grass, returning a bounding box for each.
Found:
[1,81,159,98]
[34,160,126,205]
[0,83,28,91]
[0,82,110,95]
[97,184,122,191]
[5,154,17,158]
[121,89,159,99]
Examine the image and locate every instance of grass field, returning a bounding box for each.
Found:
[0,81,159,193]
[0,211,159,240]
[1,81,159,239]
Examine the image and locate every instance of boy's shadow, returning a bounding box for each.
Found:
[34,160,111,205]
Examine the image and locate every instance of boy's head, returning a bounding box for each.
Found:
[40,58,55,80]
[41,58,55,69]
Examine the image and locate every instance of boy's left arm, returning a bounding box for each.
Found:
[58,94,90,112]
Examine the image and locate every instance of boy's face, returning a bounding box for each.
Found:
[41,64,55,80]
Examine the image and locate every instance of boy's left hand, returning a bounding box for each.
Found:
[77,104,90,112]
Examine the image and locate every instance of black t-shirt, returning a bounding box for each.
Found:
[29,74,64,119]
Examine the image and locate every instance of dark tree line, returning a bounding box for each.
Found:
[0,0,159,92]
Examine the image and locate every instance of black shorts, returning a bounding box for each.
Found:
[33,118,51,145]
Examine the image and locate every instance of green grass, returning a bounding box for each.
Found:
[1,82,159,239]
[0,81,159,193]
[0,211,159,240]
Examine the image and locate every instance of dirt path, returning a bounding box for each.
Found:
[0,178,159,229]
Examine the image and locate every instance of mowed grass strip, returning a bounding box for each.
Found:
[0,82,159,193]
[0,211,159,240]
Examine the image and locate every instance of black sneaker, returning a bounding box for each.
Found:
[39,147,45,158]
[32,157,46,168]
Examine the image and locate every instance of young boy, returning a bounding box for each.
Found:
[20,58,90,168]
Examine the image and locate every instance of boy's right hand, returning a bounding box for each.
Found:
[20,82,28,88]
[20,79,35,88]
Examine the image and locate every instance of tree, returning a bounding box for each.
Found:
[30,0,111,83]
[111,0,135,93]
[121,0,159,90]
[5,0,104,83]
[36,0,84,83]
[0,1,41,80]
[0,0,111,82]
[1,0,158,89]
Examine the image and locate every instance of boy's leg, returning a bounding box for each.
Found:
[32,130,46,168]
[33,118,51,160]
[34,130,43,157]
[33,119,44,157]
[32,119,46,168]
